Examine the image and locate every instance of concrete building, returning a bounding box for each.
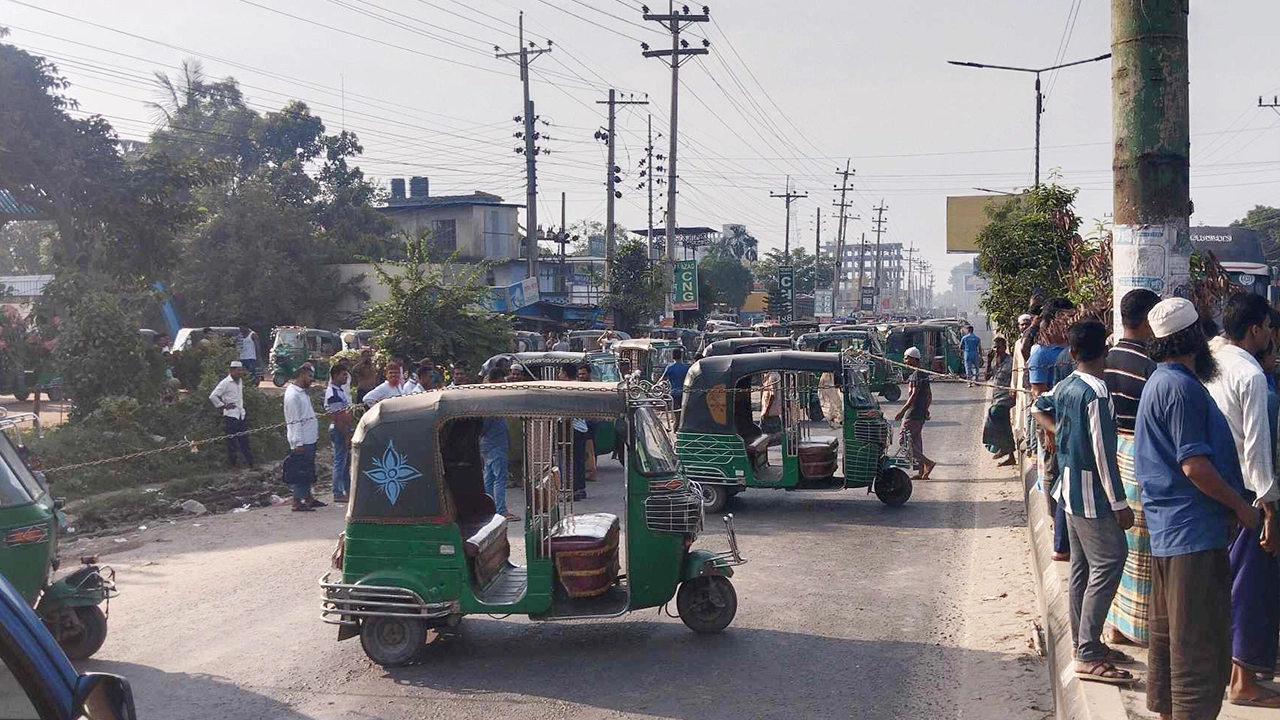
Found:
[380,176,523,268]
[823,239,905,311]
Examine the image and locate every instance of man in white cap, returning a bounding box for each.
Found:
[1135,297,1259,719]
[209,360,254,468]
[894,346,936,479]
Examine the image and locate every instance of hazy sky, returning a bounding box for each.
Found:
[4,0,1279,284]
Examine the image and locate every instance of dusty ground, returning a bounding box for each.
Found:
[64,383,1049,719]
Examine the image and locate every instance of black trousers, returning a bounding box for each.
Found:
[572,430,588,492]
[1147,549,1232,720]
[223,416,254,467]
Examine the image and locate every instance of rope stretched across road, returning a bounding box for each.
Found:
[36,351,1028,475]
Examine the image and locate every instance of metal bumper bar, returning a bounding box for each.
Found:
[709,514,747,569]
[318,572,456,626]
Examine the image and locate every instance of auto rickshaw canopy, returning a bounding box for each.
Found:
[680,351,844,435]
[349,382,628,525]
[701,337,793,357]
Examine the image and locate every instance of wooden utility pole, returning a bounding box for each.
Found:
[642,2,710,269]
[597,90,648,285]
[770,176,808,261]
[1111,0,1190,332]
[496,13,551,281]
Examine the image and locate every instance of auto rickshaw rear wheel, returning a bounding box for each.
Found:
[677,576,737,634]
[360,616,426,667]
[880,384,901,403]
[272,373,288,388]
[698,483,730,514]
[57,606,108,660]
[875,467,913,507]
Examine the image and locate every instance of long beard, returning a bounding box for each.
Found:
[1194,343,1220,382]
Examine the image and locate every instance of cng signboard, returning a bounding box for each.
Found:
[777,266,795,324]
[859,286,876,312]
[814,289,834,318]
[673,260,699,311]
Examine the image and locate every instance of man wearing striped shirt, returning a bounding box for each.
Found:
[1035,319,1136,684]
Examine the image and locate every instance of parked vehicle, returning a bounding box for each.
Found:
[320,379,746,666]
[613,338,681,383]
[567,329,630,353]
[0,414,117,661]
[795,329,903,402]
[169,326,240,353]
[704,319,741,332]
[480,351,623,457]
[751,322,786,338]
[696,329,762,358]
[268,327,342,387]
[512,330,546,353]
[0,572,136,720]
[645,327,702,354]
[339,329,375,352]
[675,351,914,512]
[701,337,793,357]
[885,323,962,375]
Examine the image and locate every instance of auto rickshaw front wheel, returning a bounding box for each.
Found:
[677,576,737,634]
[875,467,913,507]
[272,373,288,388]
[56,606,108,660]
[360,616,426,667]
[881,384,901,403]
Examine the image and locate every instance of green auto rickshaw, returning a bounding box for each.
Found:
[885,323,963,375]
[696,329,762,358]
[675,351,914,512]
[320,380,746,666]
[613,338,681,383]
[0,414,117,660]
[269,327,342,387]
[702,337,793,357]
[795,329,904,402]
[481,351,622,458]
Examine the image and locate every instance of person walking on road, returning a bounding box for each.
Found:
[283,365,324,512]
[983,337,1016,465]
[661,347,691,427]
[1103,288,1161,648]
[960,325,982,381]
[1203,292,1280,709]
[236,324,259,381]
[894,347,936,479]
[324,364,353,504]
[209,360,254,469]
[480,368,518,521]
[363,362,405,404]
[1032,320,1136,685]
[1136,297,1259,719]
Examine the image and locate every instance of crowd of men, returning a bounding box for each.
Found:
[1007,289,1280,717]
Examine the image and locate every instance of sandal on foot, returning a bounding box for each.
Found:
[1229,690,1280,708]
[292,505,315,512]
[1052,552,1070,562]
[1102,646,1136,665]
[1075,661,1135,685]
[308,499,328,508]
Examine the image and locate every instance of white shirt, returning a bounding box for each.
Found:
[237,332,257,362]
[284,383,319,449]
[402,378,423,395]
[1205,342,1279,503]
[208,375,245,420]
[363,381,404,404]
[323,382,350,414]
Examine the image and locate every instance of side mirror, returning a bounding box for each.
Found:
[74,673,137,720]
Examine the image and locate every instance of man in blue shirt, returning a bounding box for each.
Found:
[960,325,982,381]
[1135,298,1260,720]
[1029,298,1077,561]
[1033,320,1135,685]
[661,348,691,424]
[480,368,517,521]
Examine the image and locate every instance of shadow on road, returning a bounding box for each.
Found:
[381,623,1025,720]
[80,660,310,719]
[722,492,1023,532]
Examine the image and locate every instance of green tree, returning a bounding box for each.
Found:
[698,254,753,310]
[1232,205,1280,264]
[751,247,832,297]
[0,221,54,274]
[361,234,511,367]
[604,238,666,334]
[974,183,1079,332]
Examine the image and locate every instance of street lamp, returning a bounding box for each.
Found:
[948,53,1110,186]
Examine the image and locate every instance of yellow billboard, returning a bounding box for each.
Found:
[946,194,1022,254]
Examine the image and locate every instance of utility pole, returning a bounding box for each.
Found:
[858,232,868,302]
[903,246,918,311]
[871,202,888,300]
[814,207,823,286]
[770,176,808,261]
[642,2,710,272]
[832,160,857,314]
[1112,1,1189,334]
[646,115,656,260]
[1260,95,1280,114]
[948,53,1110,186]
[496,12,551,281]
[596,90,648,286]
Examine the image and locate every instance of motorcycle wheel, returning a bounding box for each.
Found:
[58,606,108,660]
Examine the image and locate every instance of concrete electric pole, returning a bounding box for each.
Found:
[832,161,858,314]
[642,2,710,272]
[871,202,888,301]
[596,90,647,287]
[770,176,808,261]
[496,12,551,282]
[1112,1,1190,332]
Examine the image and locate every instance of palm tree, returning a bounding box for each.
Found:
[148,59,206,123]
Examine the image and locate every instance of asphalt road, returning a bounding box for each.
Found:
[68,382,1048,720]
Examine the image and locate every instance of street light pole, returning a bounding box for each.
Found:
[948,53,1110,186]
